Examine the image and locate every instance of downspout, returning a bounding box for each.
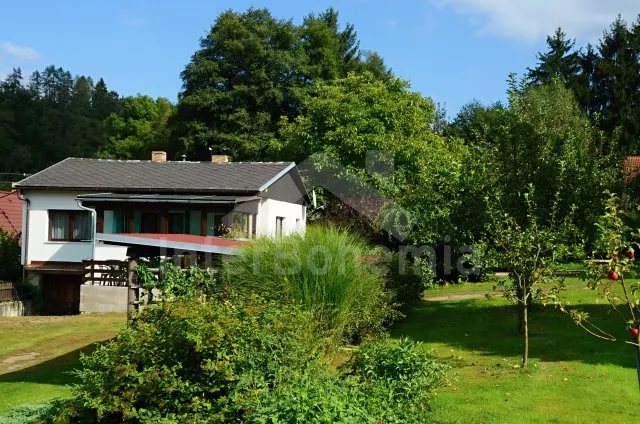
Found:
[16,190,30,282]
[76,199,96,260]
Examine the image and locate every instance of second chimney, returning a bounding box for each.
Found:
[152,151,167,162]
[211,155,229,163]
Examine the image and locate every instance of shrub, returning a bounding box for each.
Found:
[221,226,398,343]
[349,338,447,408]
[0,229,21,282]
[54,295,319,422]
[246,338,446,424]
[0,404,52,424]
[385,253,426,313]
[137,262,217,301]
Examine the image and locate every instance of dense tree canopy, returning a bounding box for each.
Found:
[173,8,391,162]
[97,95,174,160]
[0,67,121,174]
[279,72,471,246]
[528,16,640,154]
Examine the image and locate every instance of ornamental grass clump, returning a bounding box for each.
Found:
[221,225,397,343]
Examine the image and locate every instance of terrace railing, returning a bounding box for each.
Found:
[82,260,130,286]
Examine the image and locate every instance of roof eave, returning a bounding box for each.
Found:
[16,186,260,195]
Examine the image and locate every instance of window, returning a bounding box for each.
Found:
[49,210,92,241]
[140,213,158,233]
[275,216,285,237]
[169,212,185,234]
[231,212,251,238]
[206,213,224,236]
[112,210,127,233]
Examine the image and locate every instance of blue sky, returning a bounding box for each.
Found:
[1,1,638,116]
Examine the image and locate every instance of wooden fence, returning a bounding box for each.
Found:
[0,282,17,302]
[82,260,129,286]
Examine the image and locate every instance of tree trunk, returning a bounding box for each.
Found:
[522,302,529,369]
[517,286,528,334]
[635,336,640,391]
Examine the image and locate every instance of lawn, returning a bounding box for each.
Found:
[1,280,639,423]
[0,313,125,415]
[392,279,640,423]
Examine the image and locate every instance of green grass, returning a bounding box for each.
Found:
[393,279,639,423]
[0,314,125,414]
[2,279,639,422]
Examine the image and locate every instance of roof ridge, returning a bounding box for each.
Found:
[66,158,293,165]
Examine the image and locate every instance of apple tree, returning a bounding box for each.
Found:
[486,186,578,368]
[560,192,640,388]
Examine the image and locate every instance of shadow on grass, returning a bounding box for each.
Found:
[0,343,102,386]
[392,298,638,368]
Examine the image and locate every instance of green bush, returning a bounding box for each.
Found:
[386,253,426,313]
[221,226,398,343]
[137,262,217,301]
[0,404,52,424]
[349,338,447,407]
[53,295,319,422]
[0,229,21,282]
[246,339,446,424]
[42,288,446,423]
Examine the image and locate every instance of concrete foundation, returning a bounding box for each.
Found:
[0,300,33,317]
[80,285,128,313]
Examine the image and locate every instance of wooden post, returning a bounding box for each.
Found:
[127,259,139,323]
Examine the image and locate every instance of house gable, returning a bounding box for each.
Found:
[259,169,307,205]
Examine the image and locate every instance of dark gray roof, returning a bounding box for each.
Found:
[77,193,260,204]
[16,158,295,194]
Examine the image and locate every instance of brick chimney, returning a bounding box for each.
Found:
[151,151,167,162]
[211,155,229,163]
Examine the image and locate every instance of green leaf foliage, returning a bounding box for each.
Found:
[173,8,391,161]
[221,225,398,344]
[0,229,21,282]
[97,95,174,160]
[53,295,320,423]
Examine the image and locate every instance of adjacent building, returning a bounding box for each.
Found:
[0,191,22,233]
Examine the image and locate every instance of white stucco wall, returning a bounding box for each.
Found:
[21,189,306,264]
[22,191,129,265]
[256,198,306,237]
[22,190,96,265]
[94,243,129,261]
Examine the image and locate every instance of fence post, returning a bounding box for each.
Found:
[127,259,139,323]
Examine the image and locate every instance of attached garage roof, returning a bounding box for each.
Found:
[16,158,295,194]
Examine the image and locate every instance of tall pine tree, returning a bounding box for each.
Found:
[527,28,581,86]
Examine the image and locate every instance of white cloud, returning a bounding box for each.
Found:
[2,41,41,60]
[432,0,640,41]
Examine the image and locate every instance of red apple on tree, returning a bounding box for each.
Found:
[626,249,635,260]
[629,327,639,337]
[608,270,619,281]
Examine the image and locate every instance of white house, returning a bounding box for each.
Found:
[15,152,307,314]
